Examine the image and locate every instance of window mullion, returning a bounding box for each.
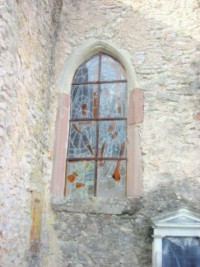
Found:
[94,53,102,196]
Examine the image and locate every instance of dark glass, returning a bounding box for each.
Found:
[162,237,200,267]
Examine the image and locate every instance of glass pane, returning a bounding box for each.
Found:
[66,161,95,198]
[98,121,126,157]
[97,160,126,197]
[68,121,96,158]
[73,55,99,82]
[99,83,127,118]
[101,54,126,81]
[162,237,200,267]
[71,84,98,119]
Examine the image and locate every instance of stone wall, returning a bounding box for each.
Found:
[0,0,61,266]
[52,197,151,267]
[49,0,200,266]
[55,0,200,192]
[0,0,200,266]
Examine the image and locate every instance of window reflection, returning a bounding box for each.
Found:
[162,237,200,267]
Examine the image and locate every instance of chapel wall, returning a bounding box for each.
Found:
[49,1,200,266]
[0,0,199,266]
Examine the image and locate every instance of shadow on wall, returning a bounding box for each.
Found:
[52,177,200,267]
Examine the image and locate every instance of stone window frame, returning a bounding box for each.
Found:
[151,207,200,267]
[51,39,144,198]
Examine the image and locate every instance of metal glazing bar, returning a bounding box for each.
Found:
[94,53,102,196]
[67,157,127,162]
[72,80,127,85]
[70,117,127,122]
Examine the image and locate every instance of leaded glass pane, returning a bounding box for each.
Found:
[68,121,96,158]
[101,54,126,81]
[71,84,98,119]
[73,55,99,82]
[98,121,126,158]
[67,53,127,197]
[97,160,126,197]
[99,83,126,118]
[162,237,200,267]
[66,161,95,197]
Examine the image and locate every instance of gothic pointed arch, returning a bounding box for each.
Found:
[51,39,143,198]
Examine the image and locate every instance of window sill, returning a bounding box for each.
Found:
[51,196,142,215]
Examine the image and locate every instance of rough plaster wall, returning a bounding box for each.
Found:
[0,0,200,267]
[55,0,200,191]
[0,0,61,266]
[49,0,200,266]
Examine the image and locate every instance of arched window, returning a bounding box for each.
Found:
[51,40,143,199]
[65,53,127,198]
